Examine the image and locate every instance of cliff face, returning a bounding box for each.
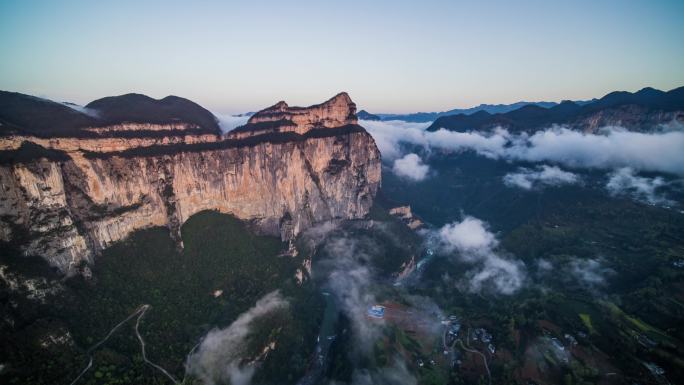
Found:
[573,105,684,133]
[0,93,381,275]
[228,92,358,139]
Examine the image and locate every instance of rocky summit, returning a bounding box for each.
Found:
[0,92,381,275]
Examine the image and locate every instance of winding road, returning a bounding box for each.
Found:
[458,339,491,385]
[69,304,185,385]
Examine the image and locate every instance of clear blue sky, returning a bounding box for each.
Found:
[1,0,683,114]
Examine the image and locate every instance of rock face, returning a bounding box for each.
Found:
[389,206,423,230]
[228,92,358,139]
[0,92,381,275]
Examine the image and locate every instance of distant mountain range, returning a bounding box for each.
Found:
[425,86,684,133]
[370,100,595,123]
[0,92,221,136]
[357,110,381,121]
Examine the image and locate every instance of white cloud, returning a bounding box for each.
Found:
[185,291,289,385]
[430,216,525,295]
[536,258,553,273]
[392,153,430,181]
[316,234,382,353]
[503,165,580,190]
[61,102,100,118]
[426,127,510,158]
[360,119,684,176]
[360,119,431,160]
[567,258,614,290]
[505,127,684,175]
[437,217,498,254]
[215,114,251,133]
[606,167,674,206]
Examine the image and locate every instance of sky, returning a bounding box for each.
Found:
[1,0,683,114]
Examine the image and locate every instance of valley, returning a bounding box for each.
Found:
[3,2,684,384]
[1,89,683,385]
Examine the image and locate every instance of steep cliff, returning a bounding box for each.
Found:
[0,92,381,275]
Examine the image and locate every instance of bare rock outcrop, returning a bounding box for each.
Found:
[228,93,358,139]
[389,205,423,230]
[0,92,381,275]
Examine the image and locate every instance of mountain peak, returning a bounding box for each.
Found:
[245,92,358,135]
[328,92,352,105]
[84,93,221,134]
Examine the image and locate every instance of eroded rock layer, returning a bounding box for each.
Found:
[0,93,381,274]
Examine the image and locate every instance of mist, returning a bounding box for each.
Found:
[427,216,526,295]
[314,233,383,353]
[185,291,289,385]
[567,258,615,291]
[503,165,580,190]
[215,113,251,133]
[606,167,675,206]
[312,229,445,385]
[360,120,684,176]
[392,153,430,181]
[61,102,100,118]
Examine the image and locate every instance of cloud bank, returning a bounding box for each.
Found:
[360,120,684,176]
[429,216,525,294]
[185,291,289,385]
[606,167,674,206]
[503,165,580,190]
[360,120,432,160]
[215,114,251,133]
[392,153,430,181]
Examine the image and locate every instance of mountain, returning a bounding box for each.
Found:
[427,86,684,133]
[0,91,99,135]
[85,93,221,134]
[357,109,381,121]
[375,101,560,122]
[0,91,222,136]
[0,92,380,274]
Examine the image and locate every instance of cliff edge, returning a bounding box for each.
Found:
[0,92,381,274]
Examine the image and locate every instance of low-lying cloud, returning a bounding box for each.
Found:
[315,234,382,353]
[392,153,430,181]
[185,291,289,385]
[308,225,428,384]
[606,167,674,206]
[503,165,580,190]
[215,114,251,133]
[360,120,432,160]
[536,257,615,292]
[567,258,615,290]
[360,120,684,176]
[344,358,418,385]
[62,102,100,118]
[429,216,525,294]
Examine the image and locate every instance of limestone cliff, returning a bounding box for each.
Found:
[0,92,381,275]
[228,92,358,139]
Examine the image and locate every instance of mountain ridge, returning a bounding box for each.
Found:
[0,91,222,137]
[372,101,563,122]
[426,86,684,133]
[0,92,381,274]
